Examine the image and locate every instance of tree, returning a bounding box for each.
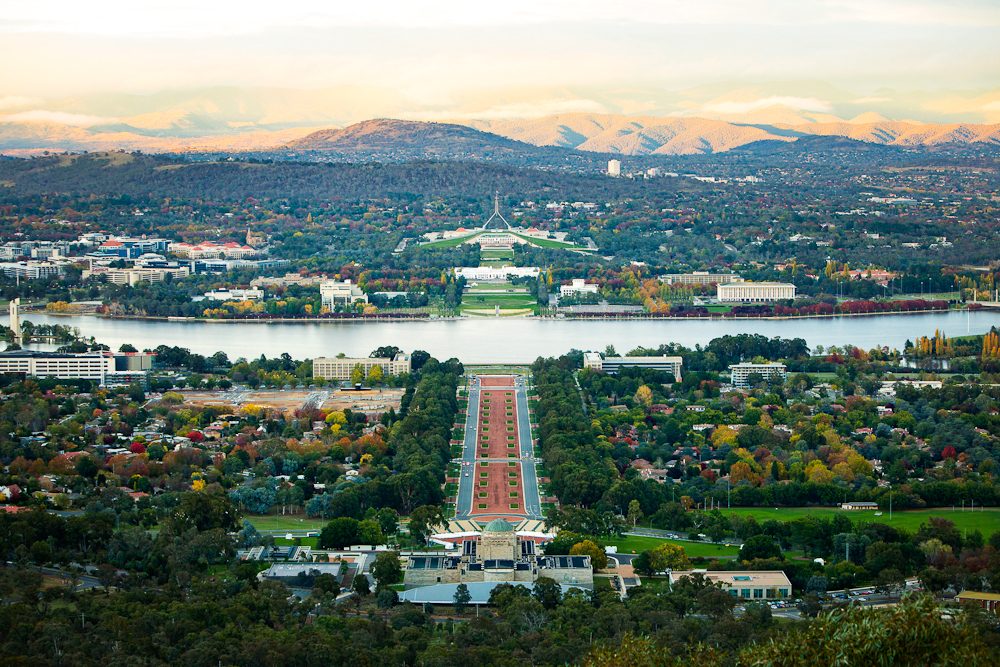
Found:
[367,365,384,385]
[375,508,399,538]
[320,517,360,549]
[313,573,340,597]
[407,505,444,545]
[626,499,643,528]
[352,573,371,596]
[371,551,402,590]
[570,540,608,570]
[350,364,365,385]
[645,542,692,573]
[533,576,562,609]
[357,519,385,546]
[370,346,401,359]
[376,588,398,609]
[739,534,783,562]
[453,582,471,614]
[634,385,653,408]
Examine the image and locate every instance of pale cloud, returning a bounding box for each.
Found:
[0,96,41,110]
[703,97,833,115]
[0,110,116,126]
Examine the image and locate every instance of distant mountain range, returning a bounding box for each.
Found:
[464,113,1000,155]
[1,113,997,157]
[286,119,555,160]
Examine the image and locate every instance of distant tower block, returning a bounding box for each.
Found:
[482,191,512,230]
[9,298,20,344]
[607,159,622,177]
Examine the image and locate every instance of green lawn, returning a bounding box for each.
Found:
[417,233,481,249]
[245,515,328,532]
[273,536,320,548]
[510,233,577,249]
[720,507,1000,535]
[607,535,740,558]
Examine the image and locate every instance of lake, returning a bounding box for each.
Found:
[21,310,999,363]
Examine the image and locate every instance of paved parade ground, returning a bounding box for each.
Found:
[455,374,543,522]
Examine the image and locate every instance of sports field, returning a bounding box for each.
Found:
[245,515,328,532]
[720,507,1000,534]
[607,535,740,558]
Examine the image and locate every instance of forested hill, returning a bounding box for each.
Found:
[0,152,703,201]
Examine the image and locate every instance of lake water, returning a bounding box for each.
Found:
[21,311,999,364]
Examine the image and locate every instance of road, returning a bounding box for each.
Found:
[514,375,543,519]
[454,373,543,521]
[454,375,481,519]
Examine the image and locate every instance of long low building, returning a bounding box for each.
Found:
[729,362,787,387]
[313,352,411,380]
[0,350,154,385]
[454,266,540,281]
[717,282,796,302]
[669,570,792,600]
[584,352,683,380]
[661,272,743,286]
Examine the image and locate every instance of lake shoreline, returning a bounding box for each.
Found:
[25,306,971,324]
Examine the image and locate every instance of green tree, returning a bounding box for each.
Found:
[371,551,402,590]
[570,539,608,570]
[353,573,371,596]
[350,364,365,385]
[367,365,384,385]
[453,582,471,614]
[626,499,643,528]
[739,534,783,562]
[320,517,360,549]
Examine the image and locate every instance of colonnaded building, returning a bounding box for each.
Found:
[717,281,796,302]
[403,518,593,589]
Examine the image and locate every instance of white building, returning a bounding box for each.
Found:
[82,265,190,286]
[607,159,622,177]
[0,350,153,385]
[0,261,66,280]
[313,353,411,381]
[584,352,683,380]
[717,282,796,302]
[454,266,540,281]
[203,288,264,302]
[320,279,368,309]
[669,570,792,600]
[729,362,787,387]
[662,272,744,286]
[559,279,599,297]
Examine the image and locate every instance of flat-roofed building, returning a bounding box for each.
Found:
[956,591,1000,614]
[403,518,592,590]
[559,279,599,297]
[669,570,792,600]
[841,501,879,511]
[313,352,411,381]
[717,282,796,302]
[203,288,264,301]
[320,279,368,308]
[82,265,190,286]
[0,350,153,385]
[454,266,540,281]
[662,272,743,286]
[729,362,787,387]
[584,352,682,380]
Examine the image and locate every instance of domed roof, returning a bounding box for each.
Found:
[483,518,515,533]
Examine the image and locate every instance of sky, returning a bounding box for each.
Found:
[0,0,998,130]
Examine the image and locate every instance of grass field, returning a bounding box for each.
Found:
[273,536,320,547]
[245,515,328,532]
[510,233,577,249]
[720,507,1000,535]
[607,535,740,558]
[417,233,481,249]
